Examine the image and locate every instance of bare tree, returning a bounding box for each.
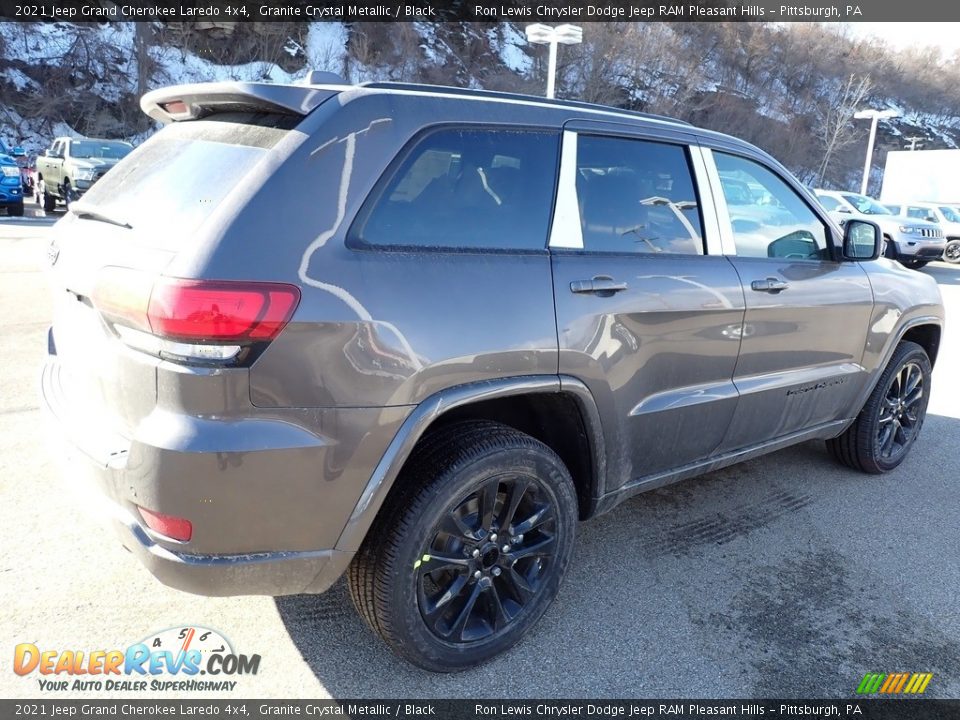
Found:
[815,74,872,187]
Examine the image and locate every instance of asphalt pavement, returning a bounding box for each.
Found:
[1,219,958,699]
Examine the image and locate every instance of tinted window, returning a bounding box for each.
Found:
[575,136,703,254]
[715,153,829,261]
[355,128,559,251]
[908,206,933,221]
[80,113,295,250]
[885,204,901,215]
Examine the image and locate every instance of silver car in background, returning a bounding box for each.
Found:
[884,201,960,264]
[814,189,945,269]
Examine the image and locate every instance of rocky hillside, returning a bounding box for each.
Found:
[2,20,959,192]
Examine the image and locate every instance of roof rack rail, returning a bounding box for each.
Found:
[359,82,692,126]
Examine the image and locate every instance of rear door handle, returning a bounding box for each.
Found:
[750,277,789,293]
[570,276,628,295]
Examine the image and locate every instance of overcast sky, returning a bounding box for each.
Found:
[849,22,960,54]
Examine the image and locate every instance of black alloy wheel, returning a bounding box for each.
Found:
[828,341,931,473]
[416,475,558,643]
[875,361,925,462]
[348,420,577,672]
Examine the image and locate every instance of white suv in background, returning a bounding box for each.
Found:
[883,201,960,264]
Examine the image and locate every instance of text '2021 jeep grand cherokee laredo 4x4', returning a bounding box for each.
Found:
[42,80,944,672]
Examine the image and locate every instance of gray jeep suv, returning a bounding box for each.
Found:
[42,79,944,672]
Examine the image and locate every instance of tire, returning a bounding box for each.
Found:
[883,236,898,260]
[828,341,931,474]
[40,182,56,212]
[348,420,578,672]
[7,202,23,217]
[62,180,73,209]
[903,259,929,269]
[944,239,960,264]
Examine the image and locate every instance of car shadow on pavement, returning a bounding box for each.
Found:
[924,262,960,285]
[276,414,960,698]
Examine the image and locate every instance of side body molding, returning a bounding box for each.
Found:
[334,375,606,552]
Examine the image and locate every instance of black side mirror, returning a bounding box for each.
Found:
[842,219,881,261]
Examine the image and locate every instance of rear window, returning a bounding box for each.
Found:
[79,113,296,249]
[350,127,560,252]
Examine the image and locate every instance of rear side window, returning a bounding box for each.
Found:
[575,135,704,255]
[351,128,559,251]
[79,113,296,250]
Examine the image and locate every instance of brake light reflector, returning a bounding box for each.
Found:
[137,506,193,542]
[148,278,300,342]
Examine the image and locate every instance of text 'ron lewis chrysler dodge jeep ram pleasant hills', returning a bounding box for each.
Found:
[41,78,945,671]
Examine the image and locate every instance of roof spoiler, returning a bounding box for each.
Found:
[140,81,342,124]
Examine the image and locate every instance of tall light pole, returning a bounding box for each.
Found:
[525,23,583,99]
[854,108,900,196]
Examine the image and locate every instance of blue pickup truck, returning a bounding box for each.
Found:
[0,141,24,216]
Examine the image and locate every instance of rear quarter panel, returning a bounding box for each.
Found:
[169,92,569,409]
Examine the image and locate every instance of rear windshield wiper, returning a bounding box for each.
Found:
[69,202,132,229]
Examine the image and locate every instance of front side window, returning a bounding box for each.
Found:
[816,194,843,212]
[574,135,704,255]
[715,153,829,261]
[353,128,559,251]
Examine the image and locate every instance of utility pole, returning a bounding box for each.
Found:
[904,136,925,151]
[854,109,900,196]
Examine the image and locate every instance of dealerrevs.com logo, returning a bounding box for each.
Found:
[13,626,260,692]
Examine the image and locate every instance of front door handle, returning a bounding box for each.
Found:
[570,276,628,295]
[750,277,789,293]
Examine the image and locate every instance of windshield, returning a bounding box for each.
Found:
[78,113,296,249]
[939,206,960,223]
[69,140,132,160]
[840,193,892,216]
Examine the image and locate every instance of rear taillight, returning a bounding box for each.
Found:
[137,506,192,542]
[148,278,300,342]
[92,269,300,363]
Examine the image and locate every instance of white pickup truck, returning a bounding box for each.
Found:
[36,137,132,211]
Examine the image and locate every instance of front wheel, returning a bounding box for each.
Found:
[348,421,578,672]
[828,341,931,473]
[944,239,960,264]
[7,202,23,217]
[903,259,929,269]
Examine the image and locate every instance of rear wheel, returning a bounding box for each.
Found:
[348,420,578,672]
[828,341,931,473]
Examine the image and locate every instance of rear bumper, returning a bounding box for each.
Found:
[105,500,351,597]
[37,352,405,597]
